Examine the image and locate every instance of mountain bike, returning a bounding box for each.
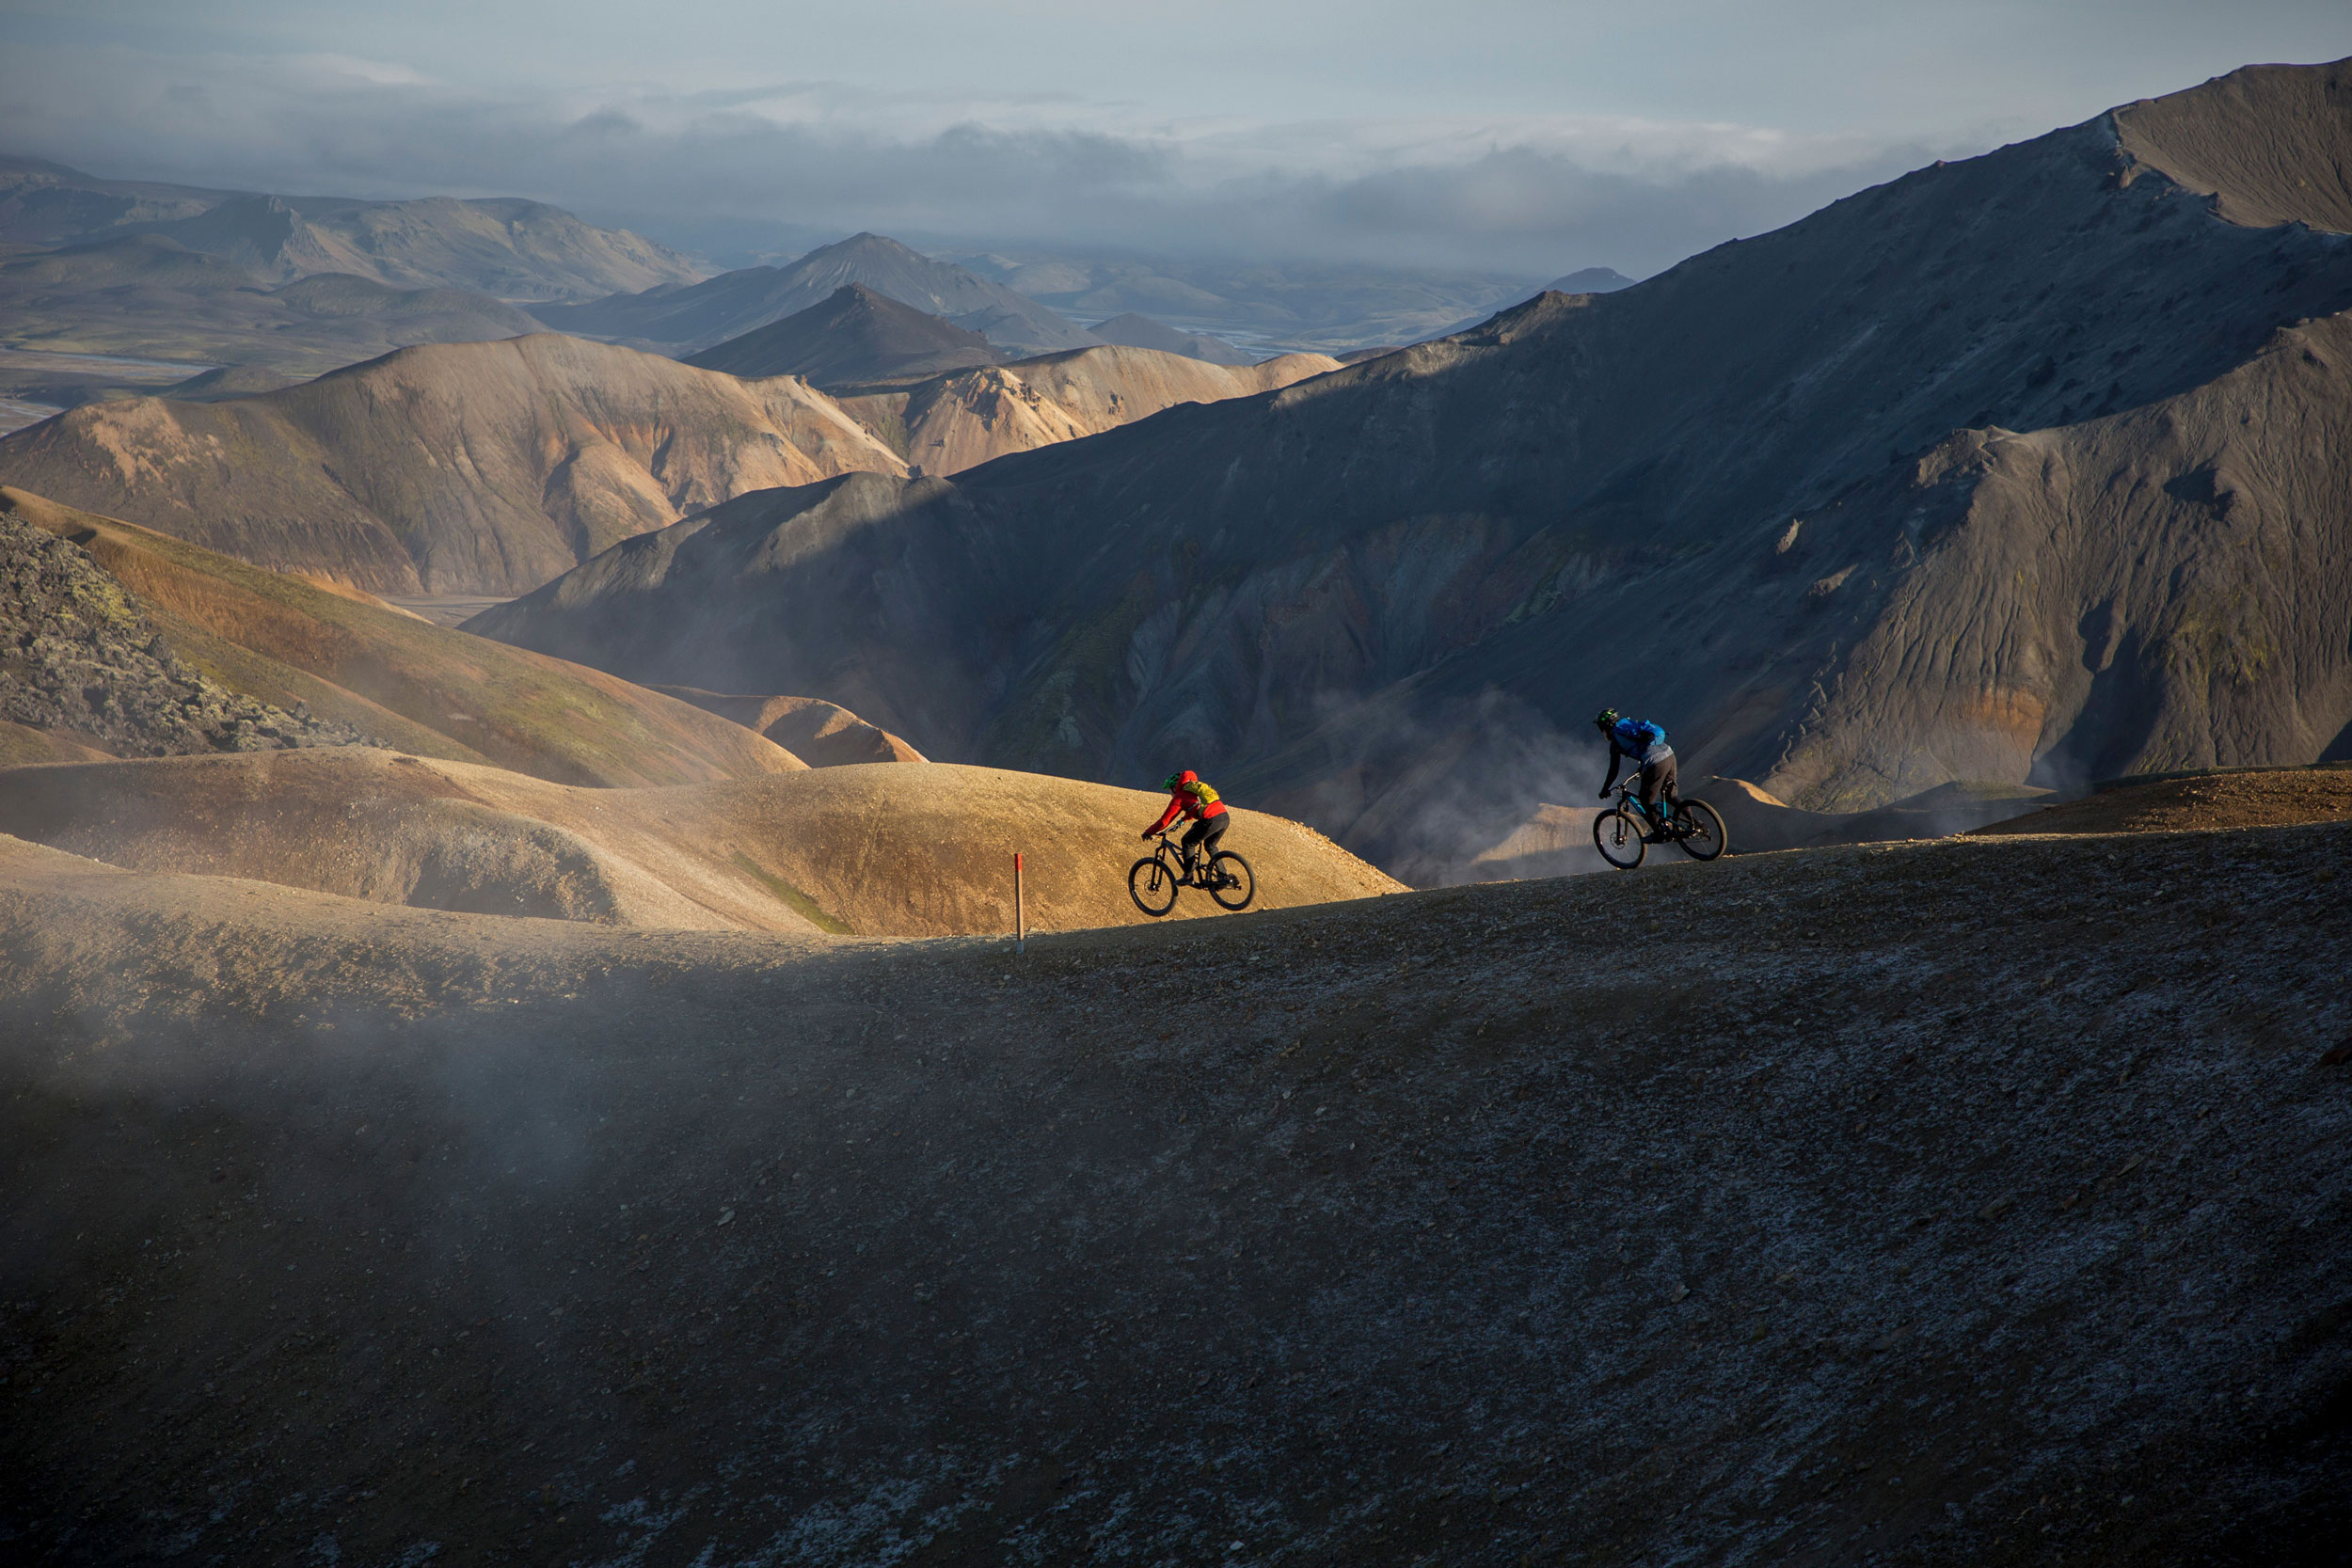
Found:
[1593,781,1727,870]
[1128,830,1255,916]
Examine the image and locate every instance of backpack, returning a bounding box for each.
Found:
[1184,779,1222,810]
[1613,718,1665,753]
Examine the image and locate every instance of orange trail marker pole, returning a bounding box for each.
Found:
[1015,851,1025,953]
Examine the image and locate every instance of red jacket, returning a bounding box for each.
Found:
[1150,772,1227,833]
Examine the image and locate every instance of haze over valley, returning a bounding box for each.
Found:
[1,6,2348,1563]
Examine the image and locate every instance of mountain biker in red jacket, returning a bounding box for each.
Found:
[1144,769,1230,876]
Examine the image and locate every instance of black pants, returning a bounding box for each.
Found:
[1181,813,1228,864]
[1638,755,1679,819]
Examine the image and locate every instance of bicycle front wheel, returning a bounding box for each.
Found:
[1673,800,1727,861]
[1207,851,1255,911]
[1129,855,1179,916]
[1594,808,1646,870]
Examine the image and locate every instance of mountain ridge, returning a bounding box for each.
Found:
[0,233,552,383]
[532,232,1097,356]
[0,336,907,594]
[830,343,1343,476]
[0,157,702,301]
[468,58,2352,876]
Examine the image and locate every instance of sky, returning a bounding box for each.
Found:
[4,1,2349,278]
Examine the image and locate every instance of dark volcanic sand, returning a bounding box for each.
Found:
[0,817,2345,1564]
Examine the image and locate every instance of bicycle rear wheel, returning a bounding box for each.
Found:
[1128,854,1179,916]
[1594,808,1646,870]
[1673,799,1727,861]
[1207,850,1255,910]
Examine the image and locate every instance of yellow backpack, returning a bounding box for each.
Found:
[1184,779,1221,810]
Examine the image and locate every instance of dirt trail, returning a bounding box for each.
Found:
[0,750,1399,936]
[1975,766,2352,837]
[0,819,2344,1564]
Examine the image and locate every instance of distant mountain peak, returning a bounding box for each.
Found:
[1548,267,1635,294]
[538,231,1099,358]
[684,284,1002,388]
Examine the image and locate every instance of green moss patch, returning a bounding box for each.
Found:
[731,851,854,935]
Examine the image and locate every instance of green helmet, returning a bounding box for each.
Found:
[1595,707,1620,729]
[1162,773,1183,791]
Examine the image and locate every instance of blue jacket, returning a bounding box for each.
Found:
[1609,718,1667,759]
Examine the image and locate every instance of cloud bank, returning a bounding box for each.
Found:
[0,41,1949,277]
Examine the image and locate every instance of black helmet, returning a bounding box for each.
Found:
[1594,707,1620,729]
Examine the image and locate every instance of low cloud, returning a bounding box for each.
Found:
[0,41,1949,277]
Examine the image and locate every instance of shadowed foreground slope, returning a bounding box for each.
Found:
[0,821,2343,1564]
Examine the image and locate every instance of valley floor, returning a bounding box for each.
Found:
[0,822,2345,1565]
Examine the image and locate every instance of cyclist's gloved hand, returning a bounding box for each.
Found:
[1140,829,1154,839]
[1597,788,1609,799]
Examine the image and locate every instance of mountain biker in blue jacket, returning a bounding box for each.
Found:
[1596,709,1678,839]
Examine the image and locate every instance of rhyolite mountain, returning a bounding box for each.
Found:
[829,344,1341,476]
[531,232,1098,357]
[0,320,1348,591]
[468,60,2352,877]
[0,157,701,301]
[682,284,1004,388]
[0,335,904,594]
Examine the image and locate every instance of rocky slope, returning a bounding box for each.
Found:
[532,232,1097,356]
[471,59,2352,877]
[0,336,908,594]
[681,283,1003,387]
[0,159,702,300]
[0,508,368,757]
[0,816,2342,1563]
[0,487,805,787]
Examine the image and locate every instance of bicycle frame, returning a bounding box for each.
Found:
[1610,776,1673,824]
[1145,830,1198,882]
